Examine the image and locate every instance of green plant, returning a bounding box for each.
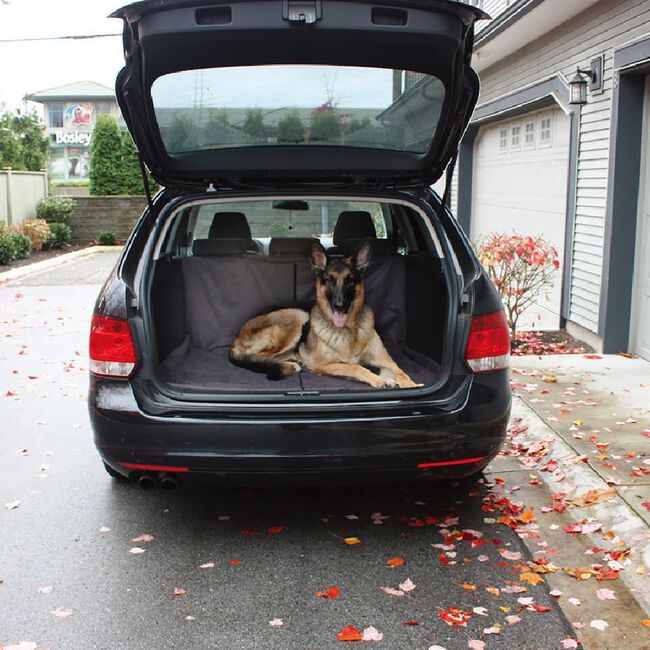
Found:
[0,107,49,172]
[97,231,116,246]
[89,114,124,195]
[36,196,75,223]
[242,108,267,142]
[269,222,290,237]
[0,223,17,265]
[48,222,71,248]
[477,233,560,342]
[121,132,158,195]
[277,112,305,144]
[20,219,51,251]
[166,114,199,153]
[310,103,342,142]
[9,232,31,258]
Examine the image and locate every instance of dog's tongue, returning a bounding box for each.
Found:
[332,311,348,328]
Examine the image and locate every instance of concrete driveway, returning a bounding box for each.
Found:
[1,249,648,650]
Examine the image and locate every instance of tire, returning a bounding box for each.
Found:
[103,461,126,480]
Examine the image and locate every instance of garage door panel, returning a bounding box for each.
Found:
[471,108,569,331]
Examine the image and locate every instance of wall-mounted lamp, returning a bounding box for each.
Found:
[569,56,604,105]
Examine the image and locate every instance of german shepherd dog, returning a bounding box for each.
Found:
[229,239,421,389]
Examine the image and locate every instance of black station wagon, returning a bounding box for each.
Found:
[89,0,511,489]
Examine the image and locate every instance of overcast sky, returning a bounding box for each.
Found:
[0,0,125,111]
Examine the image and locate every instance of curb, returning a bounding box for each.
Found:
[512,396,650,614]
[0,246,122,283]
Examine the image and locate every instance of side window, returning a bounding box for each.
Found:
[48,103,64,128]
[524,120,535,148]
[510,123,521,150]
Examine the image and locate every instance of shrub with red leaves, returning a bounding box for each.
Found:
[477,234,560,342]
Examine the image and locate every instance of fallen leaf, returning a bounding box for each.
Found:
[269,618,283,627]
[267,526,284,533]
[590,619,609,631]
[428,646,448,650]
[572,488,617,508]
[229,559,241,565]
[641,619,650,627]
[128,547,146,555]
[344,537,361,545]
[473,607,488,616]
[542,374,557,383]
[380,586,405,597]
[316,586,340,599]
[4,500,21,510]
[468,641,486,650]
[560,640,579,649]
[38,585,53,594]
[336,625,363,641]
[520,572,545,586]
[387,557,405,567]
[399,578,416,593]
[568,597,581,606]
[483,626,501,635]
[172,587,186,596]
[51,606,73,618]
[131,534,154,543]
[439,607,472,627]
[199,562,215,569]
[362,626,384,641]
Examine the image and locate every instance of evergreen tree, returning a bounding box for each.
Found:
[276,111,304,144]
[0,108,49,171]
[242,108,267,142]
[120,133,160,195]
[89,114,123,195]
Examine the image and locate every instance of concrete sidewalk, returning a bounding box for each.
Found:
[487,354,650,648]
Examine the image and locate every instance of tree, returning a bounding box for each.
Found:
[166,114,199,153]
[121,132,158,195]
[276,111,304,144]
[309,103,341,142]
[242,108,267,142]
[0,107,49,171]
[89,114,123,195]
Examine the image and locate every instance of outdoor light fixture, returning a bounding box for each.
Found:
[569,56,604,105]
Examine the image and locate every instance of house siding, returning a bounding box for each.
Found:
[475,0,650,333]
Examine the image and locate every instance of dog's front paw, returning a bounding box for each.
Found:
[287,361,302,374]
[380,378,399,389]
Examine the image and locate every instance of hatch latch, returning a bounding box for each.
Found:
[283,0,322,24]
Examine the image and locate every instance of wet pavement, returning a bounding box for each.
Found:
[1,250,648,650]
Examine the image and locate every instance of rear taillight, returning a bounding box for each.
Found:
[465,310,510,373]
[89,314,136,378]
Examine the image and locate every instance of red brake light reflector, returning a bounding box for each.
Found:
[417,455,486,469]
[465,311,510,373]
[119,463,190,473]
[89,314,136,378]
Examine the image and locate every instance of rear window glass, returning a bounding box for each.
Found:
[151,65,445,155]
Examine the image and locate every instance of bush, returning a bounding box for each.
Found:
[477,233,560,342]
[20,219,51,251]
[89,114,124,195]
[48,223,71,248]
[36,196,75,223]
[0,227,17,265]
[97,231,116,246]
[9,233,32,258]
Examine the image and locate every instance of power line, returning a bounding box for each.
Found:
[0,33,121,44]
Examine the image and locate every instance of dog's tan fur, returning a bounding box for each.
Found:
[230,240,420,389]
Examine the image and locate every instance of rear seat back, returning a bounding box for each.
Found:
[269,237,317,258]
[192,238,247,257]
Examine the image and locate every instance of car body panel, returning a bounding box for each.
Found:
[111,0,486,187]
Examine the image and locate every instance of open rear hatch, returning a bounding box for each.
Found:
[112,0,487,188]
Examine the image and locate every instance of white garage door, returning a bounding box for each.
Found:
[630,78,650,360]
[471,108,570,330]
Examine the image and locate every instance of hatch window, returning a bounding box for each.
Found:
[151,65,445,155]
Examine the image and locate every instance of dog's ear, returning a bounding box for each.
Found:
[310,240,328,272]
[353,238,373,273]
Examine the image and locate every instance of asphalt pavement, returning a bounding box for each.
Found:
[0,250,647,650]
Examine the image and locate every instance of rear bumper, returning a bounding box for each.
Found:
[90,372,511,485]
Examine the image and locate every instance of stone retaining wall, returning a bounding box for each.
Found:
[68,196,148,243]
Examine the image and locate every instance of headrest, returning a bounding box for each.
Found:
[343,238,397,257]
[333,211,376,245]
[209,212,252,241]
[269,237,319,257]
[192,238,247,257]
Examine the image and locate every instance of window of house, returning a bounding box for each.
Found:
[511,123,521,149]
[97,102,112,116]
[539,115,552,144]
[499,127,508,151]
[524,121,535,147]
[48,103,64,128]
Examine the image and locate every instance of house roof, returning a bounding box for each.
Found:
[29,80,116,103]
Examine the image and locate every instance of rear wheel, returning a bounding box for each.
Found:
[102,461,125,480]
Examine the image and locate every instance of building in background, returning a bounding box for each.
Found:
[442,0,650,359]
[29,81,119,183]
